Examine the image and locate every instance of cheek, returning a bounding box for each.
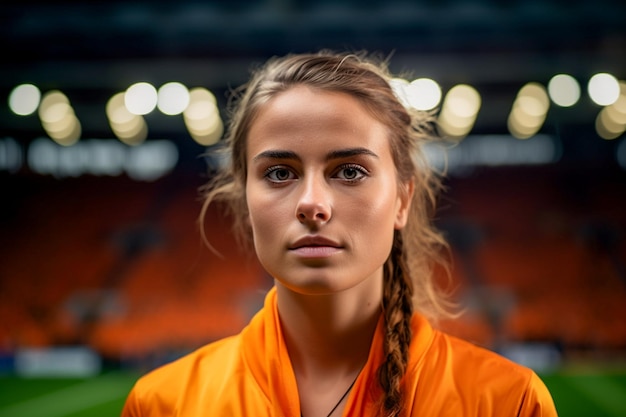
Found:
[357,182,399,222]
[347,188,399,241]
[246,188,286,247]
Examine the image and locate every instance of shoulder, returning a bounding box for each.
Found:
[140,335,242,387]
[121,335,243,417]
[434,331,534,384]
[410,315,533,383]
[407,316,557,416]
[136,336,240,391]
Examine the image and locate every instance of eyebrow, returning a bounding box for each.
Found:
[252,147,379,162]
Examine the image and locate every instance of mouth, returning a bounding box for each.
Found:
[288,235,343,258]
[289,235,342,250]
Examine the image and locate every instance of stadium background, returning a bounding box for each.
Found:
[1,0,625,416]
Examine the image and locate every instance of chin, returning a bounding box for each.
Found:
[275,275,347,296]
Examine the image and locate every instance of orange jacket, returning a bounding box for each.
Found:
[121,287,557,416]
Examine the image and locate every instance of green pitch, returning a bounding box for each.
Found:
[0,369,625,416]
[0,372,140,417]
[542,370,626,417]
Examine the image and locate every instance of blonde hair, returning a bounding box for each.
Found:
[199,50,454,416]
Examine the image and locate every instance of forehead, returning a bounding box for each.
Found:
[247,85,390,153]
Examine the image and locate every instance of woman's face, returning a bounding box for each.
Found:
[245,85,412,295]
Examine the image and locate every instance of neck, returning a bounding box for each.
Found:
[276,276,382,378]
[276,277,382,417]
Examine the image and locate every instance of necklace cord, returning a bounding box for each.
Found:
[301,371,360,417]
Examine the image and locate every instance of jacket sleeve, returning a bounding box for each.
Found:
[517,372,558,417]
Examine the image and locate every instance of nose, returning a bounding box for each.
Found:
[295,175,332,225]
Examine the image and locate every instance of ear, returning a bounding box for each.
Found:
[394,179,414,230]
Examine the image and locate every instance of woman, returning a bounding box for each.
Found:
[121,51,557,416]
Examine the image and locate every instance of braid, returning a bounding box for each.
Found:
[378,231,414,417]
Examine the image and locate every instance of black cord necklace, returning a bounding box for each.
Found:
[301,371,360,417]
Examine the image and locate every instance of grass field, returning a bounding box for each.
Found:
[0,371,139,417]
[0,368,625,416]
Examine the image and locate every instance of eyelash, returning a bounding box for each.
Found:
[262,164,369,184]
[263,166,295,182]
[334,164,368,183]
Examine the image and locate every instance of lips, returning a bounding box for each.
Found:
[289,235,342,250]
[288,235,344,258]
